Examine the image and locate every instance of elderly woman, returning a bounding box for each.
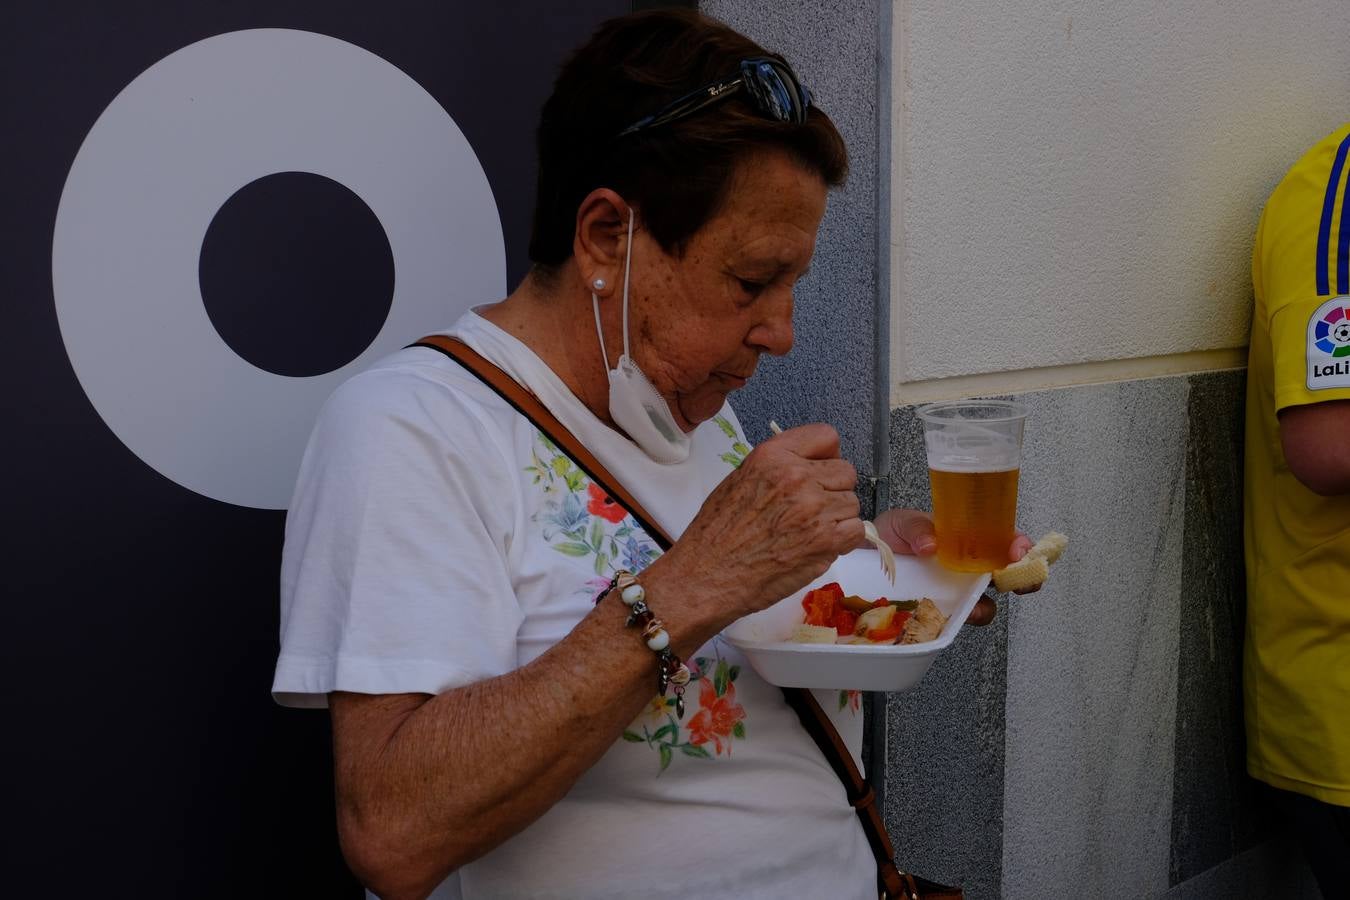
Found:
[274,9,1022,900]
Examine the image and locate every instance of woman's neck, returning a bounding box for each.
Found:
[477,267,613,424]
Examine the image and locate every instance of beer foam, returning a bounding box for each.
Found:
[927,462,1020,474]
[924,428,1020,471]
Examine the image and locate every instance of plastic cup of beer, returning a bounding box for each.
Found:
[916,399,1028,573]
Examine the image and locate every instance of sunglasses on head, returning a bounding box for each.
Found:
[616,56,813,138]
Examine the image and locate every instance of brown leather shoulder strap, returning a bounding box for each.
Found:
[779,687,910,898]
[408,333,959,900]
[411,335,669,547]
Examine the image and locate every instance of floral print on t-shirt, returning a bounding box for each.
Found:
[524,429,755,775]
[714,414,751,469]
[623,653,747,774]
[525,433,661,582]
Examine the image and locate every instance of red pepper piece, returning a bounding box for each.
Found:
[801,587,838,627]
[831,608,858,637]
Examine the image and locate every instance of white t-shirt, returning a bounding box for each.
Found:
[274,311,873,900]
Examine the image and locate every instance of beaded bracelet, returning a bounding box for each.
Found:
[598,570,692,718]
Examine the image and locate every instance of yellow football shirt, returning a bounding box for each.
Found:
[1245,123,1350,806]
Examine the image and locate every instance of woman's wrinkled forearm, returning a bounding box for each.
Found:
[330,553,725,899]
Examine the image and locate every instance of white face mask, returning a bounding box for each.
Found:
[591,209,692,465]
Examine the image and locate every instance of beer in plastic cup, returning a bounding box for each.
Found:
[916,400,1027,573]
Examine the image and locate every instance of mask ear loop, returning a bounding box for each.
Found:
[591,290,610,373]
[621,207,635,360]
[592,205,636,374]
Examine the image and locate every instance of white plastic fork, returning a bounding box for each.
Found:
[862,520,898,585]
[768,420,897,585]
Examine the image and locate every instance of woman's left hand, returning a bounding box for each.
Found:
[870,507,1038,627]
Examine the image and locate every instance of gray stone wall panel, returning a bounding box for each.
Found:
[1000,378,1188,898]
[1169,369,1262,885]
[881,372,1316,900]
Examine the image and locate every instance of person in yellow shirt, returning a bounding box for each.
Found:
[1245,123,1350,896]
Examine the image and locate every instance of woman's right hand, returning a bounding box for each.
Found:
[661,423,864,623]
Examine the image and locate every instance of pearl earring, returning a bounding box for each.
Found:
[592,277,607,291]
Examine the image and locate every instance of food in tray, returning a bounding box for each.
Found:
[1028,532,1068,564]
[991,531,1069,592]
[787,582,949,646]
[899,594,946,644]
[991,555,1048,592]
[790,623,839,644]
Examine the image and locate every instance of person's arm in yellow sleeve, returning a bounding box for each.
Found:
[1280,399,1350,495]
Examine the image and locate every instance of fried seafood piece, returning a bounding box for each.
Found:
[991,554,1050,592]
[991,531,1068,591]
[1029,532,1068,565]
[899,598,946,644]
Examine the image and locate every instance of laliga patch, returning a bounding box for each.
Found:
[1307,296,1350,389]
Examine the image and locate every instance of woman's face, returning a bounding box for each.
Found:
[625,149,829,431]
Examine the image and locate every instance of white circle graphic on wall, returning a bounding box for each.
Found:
[52,28,505,510]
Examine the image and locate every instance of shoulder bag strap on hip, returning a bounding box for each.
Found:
[409,334,962,900]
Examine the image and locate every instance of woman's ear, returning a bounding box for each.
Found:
[573,189,633,295]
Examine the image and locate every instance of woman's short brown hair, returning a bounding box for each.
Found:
[528,9,848,271]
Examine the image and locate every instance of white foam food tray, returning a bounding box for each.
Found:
[722,549,991,691]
